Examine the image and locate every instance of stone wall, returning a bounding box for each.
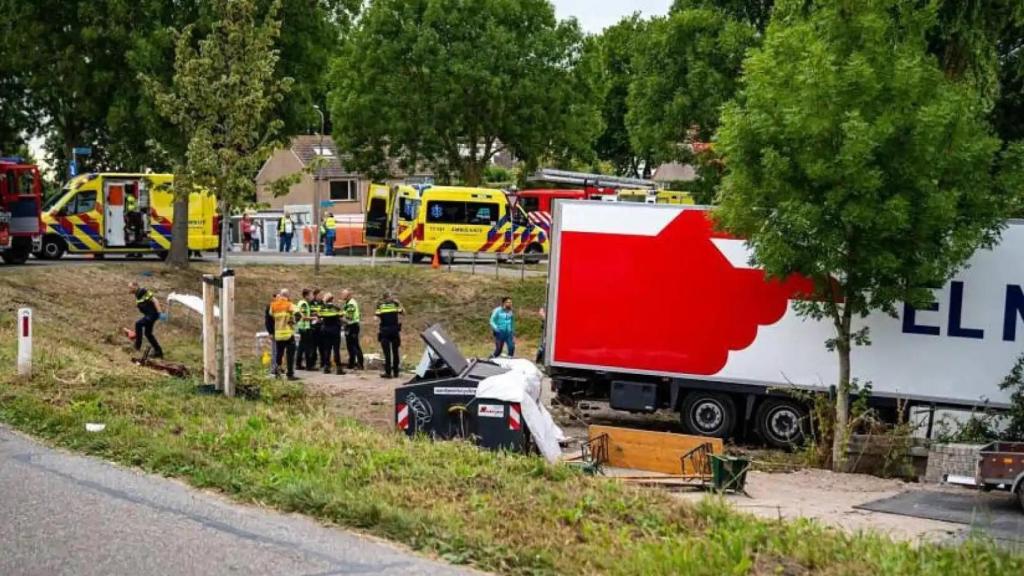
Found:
[924,443,983,484]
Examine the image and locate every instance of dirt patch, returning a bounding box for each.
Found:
[302,369,401,431]
[673,468,965,542]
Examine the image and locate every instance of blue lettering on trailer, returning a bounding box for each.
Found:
[903,282,1024,341]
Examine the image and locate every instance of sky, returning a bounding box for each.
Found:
[551,0,672,33]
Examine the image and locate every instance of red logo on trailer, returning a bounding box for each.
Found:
[553,209,813,376]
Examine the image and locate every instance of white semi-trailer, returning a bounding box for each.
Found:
[545,201,1023,447]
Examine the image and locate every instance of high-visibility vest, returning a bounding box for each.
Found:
[270,297,296,340]
[325,216,336,229]
[343,298,360,324]
[296,299,312,331]
[319,303,341,318]
[375,301,403,315]
[126,194,137,212]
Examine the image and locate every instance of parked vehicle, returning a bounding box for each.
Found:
[545,201,1022,448]
[364,184,548,264]
[977,442,1024,511]
[0,157,43,264]
[38,173,220,260]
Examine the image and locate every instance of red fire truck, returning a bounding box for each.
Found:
[0,157,43,264]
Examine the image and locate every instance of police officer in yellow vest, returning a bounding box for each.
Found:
[309,287,324,368]
[322,213,336,256]
[269,289,299,380]
[375,291,405,378]
[295,288,314,371]
[318,293,345,374]
[340,289,364,370]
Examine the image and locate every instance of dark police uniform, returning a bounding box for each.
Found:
[318,300,344,374]
[133,287,163,358]
[375,298,404,378]
[296,297,313,370]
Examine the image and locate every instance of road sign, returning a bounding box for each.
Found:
[72,147,92,156]
[68,160,78,177]
[320,201,333,209]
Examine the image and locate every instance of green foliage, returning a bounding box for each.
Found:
[593,15,652,177]
[716,0,1019,469]
[627,6,760,163]
[328,0,602,185]
[999,353,1024,441]
[147,1,291,207]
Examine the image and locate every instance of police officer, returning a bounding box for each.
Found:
[318,293,345,374]
[340,289,364,370]
[375,291,404,378]
[309,288,324,369]
[129,281,163,358]
[295,289,313,370]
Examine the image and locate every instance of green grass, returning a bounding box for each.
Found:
[1,264,1022,575]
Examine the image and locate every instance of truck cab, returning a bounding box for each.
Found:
[0,157,43,264]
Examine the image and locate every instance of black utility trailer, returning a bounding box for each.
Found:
[394,324,529,453]
[977,442,1024,511]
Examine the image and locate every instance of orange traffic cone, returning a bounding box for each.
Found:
[431,251,441,269]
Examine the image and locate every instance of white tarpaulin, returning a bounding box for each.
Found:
[477,358,565,463]
[166,292,220,319]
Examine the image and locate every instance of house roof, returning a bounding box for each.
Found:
[290,135,357,180]
[652,162,697,183]
[284,135,433,180]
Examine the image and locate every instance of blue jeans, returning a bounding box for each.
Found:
[325,230,335,256]
[492,331,515,358]
[279,233,292,252]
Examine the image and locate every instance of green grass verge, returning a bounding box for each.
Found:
[1,265,1022,574]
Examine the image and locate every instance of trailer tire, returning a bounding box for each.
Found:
[756,399,808,449]
[39,235,67,260]
[680,392,736,439]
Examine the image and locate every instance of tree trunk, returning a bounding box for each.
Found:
[831,338,851,471]
[463,161,484,186]
[831,301,854,471]
[166,194,190,269]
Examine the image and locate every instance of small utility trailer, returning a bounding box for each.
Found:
[977,442,1024,511]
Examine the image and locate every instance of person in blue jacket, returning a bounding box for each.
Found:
[489,296,515,358]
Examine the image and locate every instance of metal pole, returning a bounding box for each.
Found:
[495,252,500,279]
[313,105,325,276]
[520,253,525,281]
[471,251,476,275]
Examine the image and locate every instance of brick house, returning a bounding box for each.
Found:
[255,135,368,216]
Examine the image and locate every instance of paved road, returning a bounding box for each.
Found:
[11,253,547,278]
[0,426,477,576]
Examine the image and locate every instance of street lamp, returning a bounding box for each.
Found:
[313,105,325,275]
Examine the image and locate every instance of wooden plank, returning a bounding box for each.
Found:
[589,425,722,475]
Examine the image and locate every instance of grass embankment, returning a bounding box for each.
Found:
[1,264,1021,575]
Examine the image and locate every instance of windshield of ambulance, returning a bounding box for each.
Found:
[43,185,74,211]
[398,197,420,221]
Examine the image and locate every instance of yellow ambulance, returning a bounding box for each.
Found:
[365,184,548,263]
[38,173,220,260]
[655,190,695,205]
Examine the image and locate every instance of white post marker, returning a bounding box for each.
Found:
[221,271,236,398]
[17,308,32,377]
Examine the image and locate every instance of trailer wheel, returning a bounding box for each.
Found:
[680,392,736,439]
[524,243,544,264]
[756,399,808,449]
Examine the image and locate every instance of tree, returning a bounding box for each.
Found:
[715,0,1022,470]
[329,0,601,185]
[627,4,760,185]
[593,15,652,177]
[147,0,292,270]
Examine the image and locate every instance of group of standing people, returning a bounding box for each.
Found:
[265,287,405,380]
[240,214,262,252]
